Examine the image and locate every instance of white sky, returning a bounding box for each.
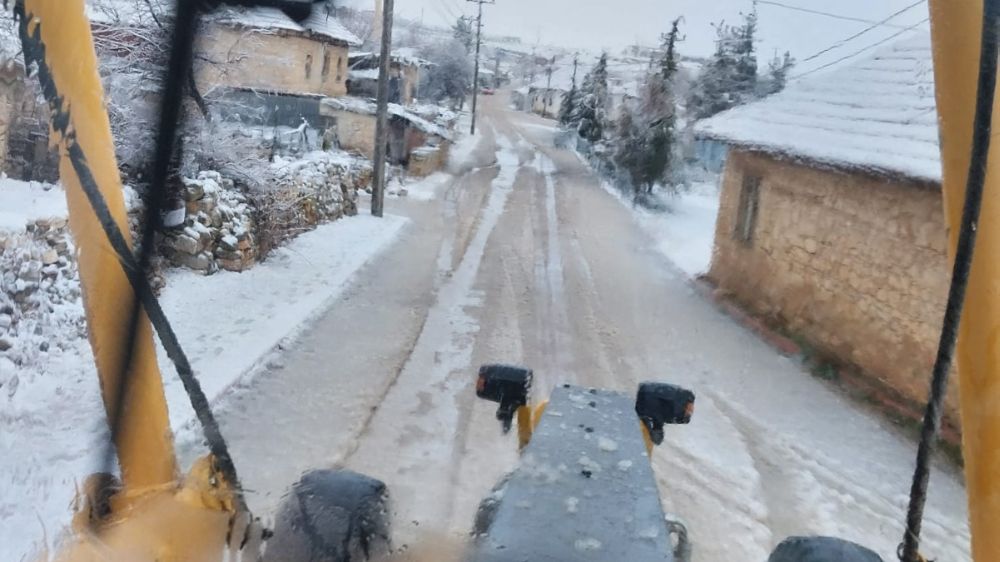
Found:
[346,0,931,75]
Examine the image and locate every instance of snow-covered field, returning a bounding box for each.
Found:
[0,212,407,562]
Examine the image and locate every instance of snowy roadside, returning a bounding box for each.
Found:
[0,212,407,562]
[597,172,722,277]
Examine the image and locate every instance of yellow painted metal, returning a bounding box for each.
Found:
[516,405,533,450]
[928,2,1000,560]
[515,401,549,450]
[54,456,236,562]
[640,423,654,456]
[22,0,177,491]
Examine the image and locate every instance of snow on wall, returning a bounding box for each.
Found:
[694,33,941,183]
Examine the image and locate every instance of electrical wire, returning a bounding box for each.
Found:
[799,0,925,64]
[791,17,929,80]
[899,2,999,561]
[756,0,915,30]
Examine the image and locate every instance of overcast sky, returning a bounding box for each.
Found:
[345,0,930,75]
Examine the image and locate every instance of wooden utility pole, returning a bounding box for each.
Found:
[544,58,553,117]
[467,0,494,135]
[371,0,394,217]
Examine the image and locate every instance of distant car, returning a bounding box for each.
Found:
[481,87,495,95]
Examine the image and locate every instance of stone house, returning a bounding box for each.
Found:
[319,97,452,171]
[346,48,431,106]
[196,6,361,99]
[693,34,960,423]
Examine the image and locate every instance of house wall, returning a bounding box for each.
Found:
[196,25,348,97]
[0,66,22,174]
[708,149,958,422]
[402,65,420,105]
[529,89,561,118]
[329,109,376,158]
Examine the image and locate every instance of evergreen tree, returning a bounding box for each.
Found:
[559,84,578,126]
[612,107,644,195]
[452,17,474,54]
[686,10,760,120]
[761,51,794,95]
[731,10,758,103]
[576,53,610,143]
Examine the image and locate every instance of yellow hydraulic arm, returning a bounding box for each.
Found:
[16,1,252,560]
[928,1,1000,560]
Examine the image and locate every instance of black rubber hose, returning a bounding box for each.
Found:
[899,2,1000,560]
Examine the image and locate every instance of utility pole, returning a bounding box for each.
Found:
[467,0,494,135]
[493,50,502,87]
[371,0,394,217]
[544,57,554,117]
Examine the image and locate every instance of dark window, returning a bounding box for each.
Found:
[734,174,761,244]
[305,54,313,79]
[321,50,332,81]
[337,56,344,82]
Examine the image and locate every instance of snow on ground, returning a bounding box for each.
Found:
[597,175,721,277]
[399,172,452,201]
[447,113,485,173]
[0,177,66,233]
[0,213,407,562]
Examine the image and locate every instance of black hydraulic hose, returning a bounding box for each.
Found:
[899,2,1000,560]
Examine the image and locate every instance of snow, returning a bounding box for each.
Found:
[348,68,380,81]
[320,97,454,140]
[401,172,451,201]
[213,6,360,46]
[0,178,66,233]
[593,173,721,278]
[299,9,362,46]
[0,213,407,562]
[446,115,483,171]
[695,33,940,183]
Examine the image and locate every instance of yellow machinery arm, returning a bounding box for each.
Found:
[928,1,1000,560]
[17,1,249,560]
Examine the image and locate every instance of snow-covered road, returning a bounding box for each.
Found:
[180,95,970,561]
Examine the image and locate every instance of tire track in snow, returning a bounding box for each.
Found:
[340,129,523,544]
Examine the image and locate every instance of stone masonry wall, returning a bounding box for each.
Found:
[708,149,957,422]
[196,25,348,98]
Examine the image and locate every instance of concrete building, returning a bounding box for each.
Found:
[196,6,361,98]
[694,34,959,425]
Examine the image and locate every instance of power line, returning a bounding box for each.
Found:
[792,16,929,80]
[755,0,917,30]
[800,0,926,64]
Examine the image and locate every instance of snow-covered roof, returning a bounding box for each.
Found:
[300,9,362,46]
[349,49,433,68]
[695,33,940,183]
[348,69,380,81]
[529,65,575,92]
[320,97,453,140]
[214,6,359,46]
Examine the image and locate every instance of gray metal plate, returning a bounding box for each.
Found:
[469,385,673,562]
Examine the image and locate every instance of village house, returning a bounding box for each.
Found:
[319,97,452,174]
[0,19,54,182]
[527,65,574,119]
[693,34,959,424]
[346,47,430,106]
[196,6,361,100]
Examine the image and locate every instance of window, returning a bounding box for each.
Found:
[734,174,761,244]
[337,56,344,82]
[305,54,313,79]
[321,50,332,82]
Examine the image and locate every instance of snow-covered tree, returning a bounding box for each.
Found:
[612,107,644,193]
[760,51,794,96]
[686,10,760,120]
[558,83,578,127]
[452,16,474,54]
[419,39,474,109]
[575,53,609,143]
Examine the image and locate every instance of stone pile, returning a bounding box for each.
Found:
[160,171,257,274]
[0,217,83,373]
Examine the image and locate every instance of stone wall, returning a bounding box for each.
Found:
[329,109,376,159]
[708,149,957,422]
[196,25,348,98]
